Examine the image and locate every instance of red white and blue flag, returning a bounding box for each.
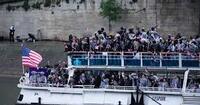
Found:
[22,47,42,68]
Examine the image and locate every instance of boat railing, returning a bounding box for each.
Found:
[20,82,184,92]
[72,85,136,90]
[186,89,200,93]
[73,85,95,89]
[69,52,200,68]
[140,87,182,92]
[20,82,200,93]
[106,86,136,90]
[21,83,51,87]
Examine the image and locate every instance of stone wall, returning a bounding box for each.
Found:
[156,0,200,37]
[0,0,199,40]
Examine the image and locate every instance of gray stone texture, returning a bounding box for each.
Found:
[0,0,199,40]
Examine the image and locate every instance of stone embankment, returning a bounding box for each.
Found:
[0,41,66,77]
[0,0,199,40]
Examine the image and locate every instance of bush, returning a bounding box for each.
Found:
[22,0,30,11]
[44,0,51,7]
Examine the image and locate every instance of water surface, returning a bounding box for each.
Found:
[0,77,20,105]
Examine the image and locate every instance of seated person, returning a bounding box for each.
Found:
[27,33,36,42]
[16,36,22,42]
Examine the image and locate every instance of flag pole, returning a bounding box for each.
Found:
[22,65,25,74]
[21,43,25,74]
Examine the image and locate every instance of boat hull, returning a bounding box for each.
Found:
[16,85,185,105]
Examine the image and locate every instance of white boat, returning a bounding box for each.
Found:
[16,52,200,105]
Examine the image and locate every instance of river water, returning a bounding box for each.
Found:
[0,77,20,105]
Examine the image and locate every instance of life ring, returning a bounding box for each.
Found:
[19,76,26,83]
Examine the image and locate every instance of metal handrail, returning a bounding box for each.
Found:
[68,51,199,54]
[70,52,199,58]
[186,89,200,93]
[21,83,184,92]
[21,83,51,87]
[69,52,200,68]
[140,87,182,92]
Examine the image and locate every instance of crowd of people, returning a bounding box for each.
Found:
[69,70,183,90]
[25,26,200,91]
[46,62,69,86]
[26,62,200,91]
[64,27,200,55]
[26,62,200,90]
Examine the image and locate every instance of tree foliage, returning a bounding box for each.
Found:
[22,0,30,11]
[100,0,122,31]
[100,0,122,22]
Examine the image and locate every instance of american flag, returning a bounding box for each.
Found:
[22,47,42,68]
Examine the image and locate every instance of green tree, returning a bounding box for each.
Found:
[100,0,122,32]
[22,0,30,11]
